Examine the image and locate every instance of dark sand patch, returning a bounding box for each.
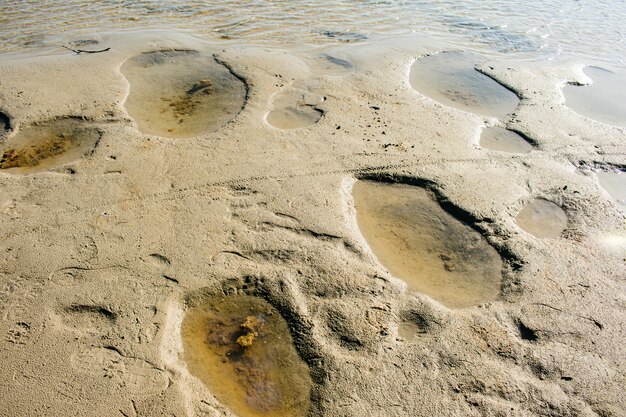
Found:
[266,89,323,129]
[597,171,626,212]
[121,49,247,138]
[409,51,519,118]
[515,199,568,239]
[480,127,533,153]
[0,111,10,133]
[0,117,101,174]
[353,180,502,308]
[563,66,626,127]
[181,294,312,417]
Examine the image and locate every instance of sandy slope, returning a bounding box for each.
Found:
[0,32,624,416]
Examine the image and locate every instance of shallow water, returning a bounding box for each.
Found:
[515,199,568,239]
[120,49,246,138]
[0,117,101,173]
[181,294,311,417]
[597,171,626,212]
[563,66,626,127]
[480,127,533,154]
[353,180,502,308]
[266,89,323,130]
[1,1,625,68]
[409,51,519,118]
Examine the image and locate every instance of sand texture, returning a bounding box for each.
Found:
[0,33,624,417]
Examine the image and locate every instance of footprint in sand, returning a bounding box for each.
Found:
[0,117,102,174]
[409,51,519,118]
[515,198,568,239]
[265,87,324,129]
[563,66,626,127]
[120,49,247,138]
[480,127,534,154]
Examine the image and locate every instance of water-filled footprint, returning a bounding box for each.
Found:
[515,199,568,239]
[352,180,503,308]
[480,127,534,154]
[0,117,101,174]
[181,294,312,417]
[563,66,626,127]
[409,51,519,118]
[121,49,247,138]
[265,87,323,129]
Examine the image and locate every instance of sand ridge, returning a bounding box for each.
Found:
[0,31,624,416]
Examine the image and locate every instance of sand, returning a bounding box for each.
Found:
[0,31,624,417]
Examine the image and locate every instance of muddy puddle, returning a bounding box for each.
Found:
[515,199,568,239]
[266,89,324,129]
[597,171,626,212]
[480,127,533,153]
[0,117,101,174]
[352,180,502,308]
[409,51,519,118]
[563,66,626,127]
[121,49,247,138]
[181,294,311,417]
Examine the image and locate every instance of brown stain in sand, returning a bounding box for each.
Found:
[0,117,101,174]
[120,49,247,138]
[353,180,503,308]
[181,294,312,417]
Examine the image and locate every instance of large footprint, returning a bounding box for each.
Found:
[120,49,247,138]
[265,86,324,129]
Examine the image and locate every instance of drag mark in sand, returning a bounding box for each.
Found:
[181,294,312,417]
[0,117,101,174]
[120,50,247,138]
[352,180,503,308]
[515,199,568,239]
[409,51,519,118]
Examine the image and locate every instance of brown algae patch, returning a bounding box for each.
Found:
[409,51,519,118]
[480,127,533,153]
[266,89,323,129]
[181,294,312,417]
[352,180,503,308]
[563,66,626,127]
[0,117,101,173]
[515,199,568,239]
[121,49,247,138]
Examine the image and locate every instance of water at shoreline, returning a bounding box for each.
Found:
[1,0,624,68]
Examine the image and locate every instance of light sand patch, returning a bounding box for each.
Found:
[563,66,626,127]
[480,126,534,153]
[352,180,502,308]
[597,171,626,212]
[120,49,247,138]
[409,51,519,118]
[515,198,568,239]
[0,117,101,174]
[181,294,312,417]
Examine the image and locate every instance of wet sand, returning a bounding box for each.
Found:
[0,30,624,417]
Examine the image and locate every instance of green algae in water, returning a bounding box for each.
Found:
[353,180,503,308]
[0,117,101,174]
[121,50,247,138]
[181,295,312,417]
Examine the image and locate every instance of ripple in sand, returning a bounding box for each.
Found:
[480,127,533,154]
[121,49,247,138]
[597,171,626,212]
[0,117,101,174]
[353,180,502,308]
[266,89,323,129]
[409,51,519,118]
[181,294,312,417]
[563,66,626,127]
[515,199,568,239]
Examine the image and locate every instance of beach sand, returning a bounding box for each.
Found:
[0,31,624,416]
